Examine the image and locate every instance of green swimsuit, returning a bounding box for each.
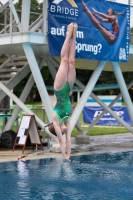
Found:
[53,83,71,122]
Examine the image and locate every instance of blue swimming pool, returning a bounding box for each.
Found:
[0,151,133,200]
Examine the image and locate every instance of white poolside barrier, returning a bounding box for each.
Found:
[85,95,122,106]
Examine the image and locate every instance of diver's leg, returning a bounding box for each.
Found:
[65,121,71,160]
[53,114,66,160]
[82,1,104,29]
[54,23,74,91]
[67,23,78,89]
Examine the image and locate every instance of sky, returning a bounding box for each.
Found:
[0,0,133,27]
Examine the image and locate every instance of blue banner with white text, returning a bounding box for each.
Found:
[83,106,132,125]
[48,0,130,62]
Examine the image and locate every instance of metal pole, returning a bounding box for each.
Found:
[70,61,106,130]
[43,0,48,42]
[112,62,133,124]
[21,0,31,32]
[84,80,133,134]
[4,57,46,131]
[23,43,53,122]
[77,91,80,102]
[9,0,22,32]
[4,9,7,33]
[10,7,12,34]
[0,81,58,142]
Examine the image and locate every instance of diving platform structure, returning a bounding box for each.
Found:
[0,0,133,142]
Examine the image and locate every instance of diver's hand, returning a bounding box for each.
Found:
[92,7,97,13]
[92,12,96,16]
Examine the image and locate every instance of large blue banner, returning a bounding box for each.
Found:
[83,106,132,125]
[48,0,130,62]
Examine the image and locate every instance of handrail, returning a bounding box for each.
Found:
[29,15,43,30]
[0,20,16,34]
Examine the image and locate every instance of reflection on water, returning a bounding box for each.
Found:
[0,151,133,200]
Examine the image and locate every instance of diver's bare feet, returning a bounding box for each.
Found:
[73,23,78,37]
[66,22,74,38]
[65,154,71,161]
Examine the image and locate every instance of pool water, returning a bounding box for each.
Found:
[0,151,133,200]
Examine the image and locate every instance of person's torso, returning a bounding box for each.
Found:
[112,21,119,34]
[53,83,71,121]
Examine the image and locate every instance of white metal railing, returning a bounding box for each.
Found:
[0,5,43,34]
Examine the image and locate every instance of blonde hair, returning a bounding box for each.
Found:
[108,8,124,16]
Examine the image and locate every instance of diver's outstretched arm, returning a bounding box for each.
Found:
[92,7,116,20]
[93,12,109,23]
